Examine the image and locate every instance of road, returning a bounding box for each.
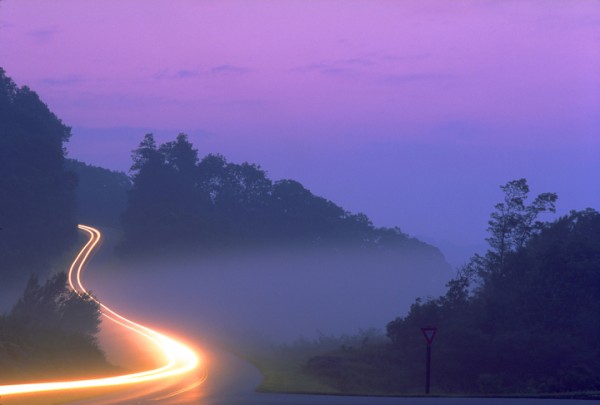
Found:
[0,225,206,404]
[0,225,595,404]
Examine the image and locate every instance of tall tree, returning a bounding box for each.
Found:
[159,133,199,183]
[121,134,207,252]
[384,180,600,394]
[486,178,557,269]
[0,68,77,284]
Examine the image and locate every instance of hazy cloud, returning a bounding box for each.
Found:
[175,69,201,78]
[319,67,353,76]
[292,63,356,77]
[293,56,377,77]
[379,53,431,63]
[152,65,251,80]
[151,69,168,80]
[294,58,449,84]
[210,64,252,75]
[335,57,376,66]
[382,73,451,85]
[152,68,202,80]
[27,27,58,44]
[291,63,327,73]
[41,75,85,86]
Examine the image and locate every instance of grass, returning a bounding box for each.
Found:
[245,351,340,394]
[229,334,600,401]
[229,329,388,395]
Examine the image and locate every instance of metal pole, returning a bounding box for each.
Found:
[425,343,431,394]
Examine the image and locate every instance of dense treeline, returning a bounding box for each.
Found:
[306,180,600,395]
[0,68,77,286]
[66,159,131,227]
[0,272,112,382]
[120,133,438,257]
[0,69,115,382]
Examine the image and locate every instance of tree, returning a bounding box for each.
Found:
[159,133,199,183]
[158,133,206,226]
[120,133,443,255]
[122,134,174,250]
[486,178,557,269]
[10,272,101,336]
[1,272,107,383]
[66,159,131,227]
[121,133,209,252]
[0,67,77,285]
[384,180,600,394]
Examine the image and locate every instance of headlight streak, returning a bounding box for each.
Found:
[150,377,207,402]
[0,224,204,398]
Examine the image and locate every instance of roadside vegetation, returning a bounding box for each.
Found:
[237,329,386,394]
[0,69,119,384]
[1,66,597,397]
[1,66,447,387]
[267,180,599,397]
[0,68,78,289]
[0,272,115,383]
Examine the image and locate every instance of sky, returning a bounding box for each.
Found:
[1,1,599,264]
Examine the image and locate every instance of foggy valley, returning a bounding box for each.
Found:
[85,243,452,344]
[1,1,599,403]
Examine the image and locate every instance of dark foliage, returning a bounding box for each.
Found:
[308,180,600,395]
[0,68,77,285]
[11,272,101,336]
[120,134,439,257]
[65,159,131,227]
[0,272,110,383]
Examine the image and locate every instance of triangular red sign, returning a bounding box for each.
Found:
[421,327,437,344]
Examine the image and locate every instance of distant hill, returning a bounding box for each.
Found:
[0,66,449,290]
[118,133,449,269]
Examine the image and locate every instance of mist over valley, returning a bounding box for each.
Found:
[1,1,599,401]
[86,243,452,344]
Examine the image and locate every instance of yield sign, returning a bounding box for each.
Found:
[421,327,437,345]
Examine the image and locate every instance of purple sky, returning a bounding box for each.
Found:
[1,1,599,264]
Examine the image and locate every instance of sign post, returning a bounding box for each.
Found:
[420,326,437,394]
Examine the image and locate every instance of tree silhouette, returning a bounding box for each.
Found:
[0,67,77,285]
[486,178,557,269]
[66,159,131,227]
[381,182,600,394]
[1,272,107,383]
[120,133,443,256]
[10,272,101,336]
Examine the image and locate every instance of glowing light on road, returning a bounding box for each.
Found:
[0,224,204,397]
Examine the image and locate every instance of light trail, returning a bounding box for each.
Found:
[0,224,205,398]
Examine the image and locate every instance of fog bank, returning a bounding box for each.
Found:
[86,246,452,344]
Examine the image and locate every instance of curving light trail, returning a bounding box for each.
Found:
[0,224,205,398]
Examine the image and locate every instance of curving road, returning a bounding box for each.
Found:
[0,225,206,404]
[0,226,594,404]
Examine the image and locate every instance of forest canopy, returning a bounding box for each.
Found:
[0,68,77,286]
[120,133,441,259]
